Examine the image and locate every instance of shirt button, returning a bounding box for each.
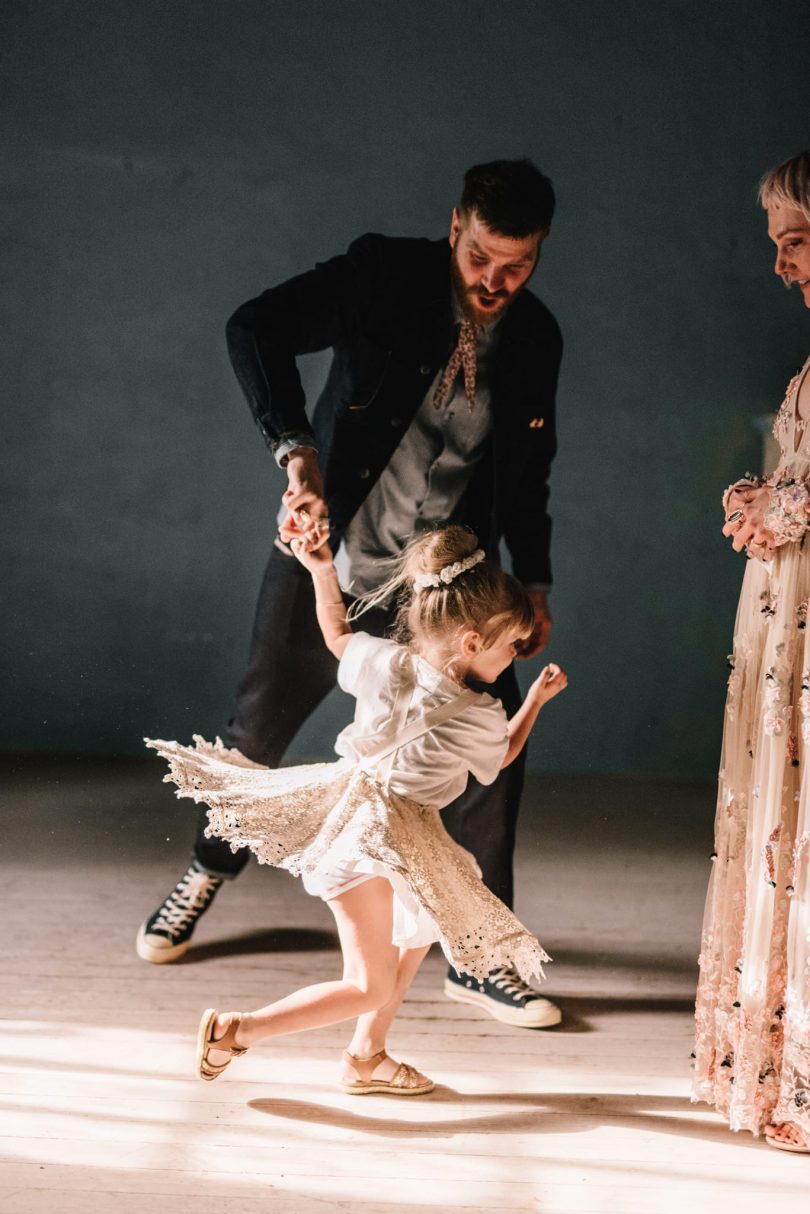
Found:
[359,468,371,479]
[391,417,402,428]
[420,364,432,376]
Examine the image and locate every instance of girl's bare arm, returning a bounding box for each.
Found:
[501,664,567,768]
[290,536,352,660]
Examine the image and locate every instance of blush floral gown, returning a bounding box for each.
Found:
[694,359,810,1135]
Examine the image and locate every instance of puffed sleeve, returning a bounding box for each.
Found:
[434,696,509,786]
[337,632,403,698]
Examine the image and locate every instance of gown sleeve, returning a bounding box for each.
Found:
[763,473,810,544]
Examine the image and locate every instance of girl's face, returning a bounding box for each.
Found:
[463,624,530,684]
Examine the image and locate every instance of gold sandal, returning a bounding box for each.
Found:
[765,1123,810,1153]
[196,1008,249,1082]
[340,1048,435,1096]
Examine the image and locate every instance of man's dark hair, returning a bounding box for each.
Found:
[460,159,555,237]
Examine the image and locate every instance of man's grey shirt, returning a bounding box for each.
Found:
[333,312,499,597]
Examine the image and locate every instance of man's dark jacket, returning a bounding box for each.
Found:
[226,233,562,586]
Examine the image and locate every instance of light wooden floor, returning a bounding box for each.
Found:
[1,756,807,1213]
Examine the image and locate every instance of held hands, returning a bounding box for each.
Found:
[278,449,331,552]
[290,530,334,574]
[722,481,776,562]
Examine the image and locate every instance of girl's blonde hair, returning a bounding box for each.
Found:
[758,151,810,221]
[350,525,535,666]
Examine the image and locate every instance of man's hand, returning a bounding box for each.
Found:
[278,448,331,550]
[722,484,776,559]
[516,589,552,658]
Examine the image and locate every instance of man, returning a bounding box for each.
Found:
[137,159,563,1028]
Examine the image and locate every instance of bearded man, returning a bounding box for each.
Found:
[137,159,564,1028]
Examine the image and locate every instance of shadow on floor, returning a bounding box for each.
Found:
[179,926,339,962]
[552,945,699,975]
[554,993,696,1016]
[248,1089,745,1146]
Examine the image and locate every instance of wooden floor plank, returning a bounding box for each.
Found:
[1,757,803,1213]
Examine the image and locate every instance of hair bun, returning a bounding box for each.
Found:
[408,524,479,579]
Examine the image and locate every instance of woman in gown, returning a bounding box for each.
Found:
[693,150,810,1152]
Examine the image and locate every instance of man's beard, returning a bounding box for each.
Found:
[450,246,523,324]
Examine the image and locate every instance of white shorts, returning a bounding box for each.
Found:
[301,861,375,901]
[300,860,441,950]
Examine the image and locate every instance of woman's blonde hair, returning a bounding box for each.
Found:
[758,151,810,221]
[350,525,535,669]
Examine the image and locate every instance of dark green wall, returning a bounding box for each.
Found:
[5,0,809,776]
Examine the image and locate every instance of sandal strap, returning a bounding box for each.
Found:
[200,1055,235,1079]
[213,1018,248,1057]
[201,1014,245,1082]
[342,1048,388,1083]
[390,1061,422,1089]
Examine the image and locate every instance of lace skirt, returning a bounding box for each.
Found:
[146,736,550,984]
[693,542,810,1134]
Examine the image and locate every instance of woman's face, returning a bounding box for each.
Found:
[767,204,810,307]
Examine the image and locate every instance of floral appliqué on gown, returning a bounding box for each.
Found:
[693,360,810,1135]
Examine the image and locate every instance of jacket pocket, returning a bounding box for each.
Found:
[338,335,392,414]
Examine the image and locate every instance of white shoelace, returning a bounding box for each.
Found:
[488,966,541,1002]
[152,870,220,935]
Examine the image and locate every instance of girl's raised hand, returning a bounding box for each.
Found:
[290,530,334,575]
[531,663,568,705]
[502,661,568,768]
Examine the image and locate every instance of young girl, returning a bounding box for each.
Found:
[147,524,567,1094]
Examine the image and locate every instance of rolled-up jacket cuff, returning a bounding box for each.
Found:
[273,433,319,468]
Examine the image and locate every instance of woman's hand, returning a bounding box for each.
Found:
[722,484,776,560]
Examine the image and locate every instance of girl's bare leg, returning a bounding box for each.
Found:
[206,878,398,1065]
[344,944,430,1082]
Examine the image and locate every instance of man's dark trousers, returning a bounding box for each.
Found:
[193,547,526,908]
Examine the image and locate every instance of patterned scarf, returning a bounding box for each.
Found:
[432,319,481,412]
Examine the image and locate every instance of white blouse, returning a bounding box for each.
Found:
[334,632,508,808]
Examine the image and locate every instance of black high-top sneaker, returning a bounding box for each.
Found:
[136,864,223,963]
[444,965,561,1027]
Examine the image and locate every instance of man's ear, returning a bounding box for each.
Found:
[449,207,462,248]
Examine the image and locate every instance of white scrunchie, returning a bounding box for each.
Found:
[413,549,486,592]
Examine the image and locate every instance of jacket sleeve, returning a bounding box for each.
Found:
[502,320,562,587]
[225,234,385,459]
